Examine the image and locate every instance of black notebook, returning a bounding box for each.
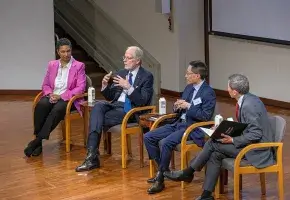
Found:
[200,120,248,140]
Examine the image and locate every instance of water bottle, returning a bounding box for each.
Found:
[88,86,95,103]
[159,97,166,114]
[214,114,223,127]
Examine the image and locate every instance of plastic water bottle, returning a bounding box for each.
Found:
[159,97,166,114]
[214,114,223,126]
[88,86,95,103]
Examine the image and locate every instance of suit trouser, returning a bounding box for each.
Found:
[144,122,196,172]
[190,139,242,192]
[87,101,126,149]
[34,96,73,140]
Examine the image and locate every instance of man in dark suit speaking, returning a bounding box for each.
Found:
[144,61,216,194]
[76,46,154,172]
[164,74,275,200]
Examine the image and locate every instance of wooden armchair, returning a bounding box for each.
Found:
[148,113,214,188]
[214,115,286,200]
[104,105,156,169]
[32,75,92,152]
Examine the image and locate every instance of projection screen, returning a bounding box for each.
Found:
[210,0,290,45]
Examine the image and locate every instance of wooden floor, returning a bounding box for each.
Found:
[0,93,289,200]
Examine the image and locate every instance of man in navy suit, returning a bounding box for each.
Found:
[144,61,216,194]
[76,46,154,172]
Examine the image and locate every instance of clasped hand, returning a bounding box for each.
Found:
[49,94,60,103]
[174,99,191,110]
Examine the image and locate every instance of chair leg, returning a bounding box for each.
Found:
[215,176,221,199]
[61,120,66,140]
[278,168,284,200]
[224,169,228,185]
[139,130,144,168]
[181,151,187,189]
[121,132,127,169]
[259,173,266,195]
[126,134,132,157]
[171,151,175,170]
[234,172,241,200]
[149,160,155,178]
[106,132,112,155]
[65,116,71,153]
[219,169,226,194]
[239,174,242,191]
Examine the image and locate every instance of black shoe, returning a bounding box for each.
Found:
[27,141,42,156]
[147,177,157,183]
[75,148,100,172]
[147,181,165,194]
[195,196,215,200]
[24,139,41,157]
[163,170,194,183]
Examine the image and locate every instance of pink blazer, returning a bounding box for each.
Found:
[41,58,86,115]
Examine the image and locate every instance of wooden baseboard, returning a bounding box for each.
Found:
[214,88,290,109]
[161,88,290,109]
[160,88,182,97]
[0,90,41,95]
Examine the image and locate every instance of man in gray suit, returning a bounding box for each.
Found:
[163,74,275,200]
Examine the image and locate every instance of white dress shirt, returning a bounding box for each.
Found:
[53,57,73,95]
[117,67,140,102]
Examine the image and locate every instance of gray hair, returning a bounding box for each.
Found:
[228,74,249,94]
[127,46,143,60]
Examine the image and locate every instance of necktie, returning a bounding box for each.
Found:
[124,73,133,113]
[235,103,239,121]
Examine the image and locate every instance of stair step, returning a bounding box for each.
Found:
[88,72,106,87]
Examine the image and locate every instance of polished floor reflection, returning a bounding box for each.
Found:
[0,93,289,200]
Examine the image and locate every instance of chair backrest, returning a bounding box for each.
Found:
[86,75,93,90]
[268,115,286,142]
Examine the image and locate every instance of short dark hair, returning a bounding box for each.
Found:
[189,60,208,80]
[228,74,250,94]
[56,38,72,50]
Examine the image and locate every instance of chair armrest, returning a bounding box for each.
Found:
[150,113,178,130]
[121,106,156,129]
[32,91,43,112]
[66,93,87,114]
[181,121,215,149]
[234,142,283,169]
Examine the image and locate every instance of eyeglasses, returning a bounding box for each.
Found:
[122,56,134,60]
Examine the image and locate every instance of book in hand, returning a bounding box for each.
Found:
[200,120,248,140]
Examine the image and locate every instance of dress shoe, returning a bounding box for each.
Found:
[147,177,157,183]
[147,181,165,194]
[195,195,215,200]
[163,170,194,183]
[75,147,100,172]
[24,139,42,157]
[27,140,42,156]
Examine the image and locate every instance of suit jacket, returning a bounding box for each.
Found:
[233,93,275,168]
[174,82,216,146]
[101,66,154,108]
[41,58,86,114]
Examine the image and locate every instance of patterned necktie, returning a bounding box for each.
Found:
[124,73,133,113]
[235,103,239,121]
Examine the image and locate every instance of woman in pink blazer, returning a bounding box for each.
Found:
[24,38,86,157]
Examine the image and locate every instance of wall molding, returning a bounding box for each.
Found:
[0,90,41,96]
[160,88,290,109]
[1,88,289,109]
[160,88,182,97]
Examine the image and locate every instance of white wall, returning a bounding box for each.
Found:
[209,35,290,102]
[0,0,55,90]
[94,0,204,92]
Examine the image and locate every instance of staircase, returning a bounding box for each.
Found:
[54,23,106,88]
[54,0,161,98]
